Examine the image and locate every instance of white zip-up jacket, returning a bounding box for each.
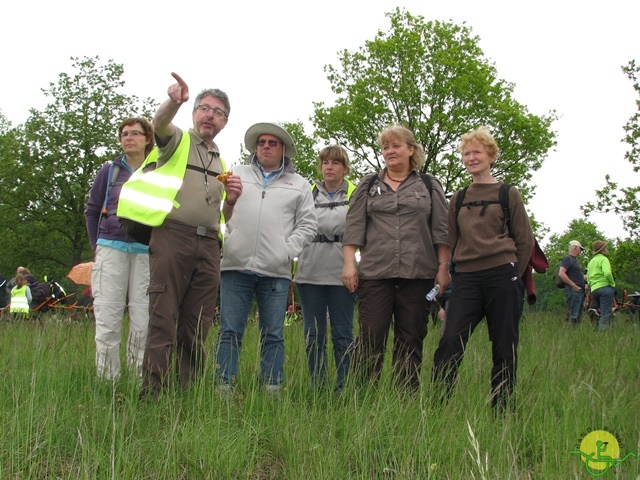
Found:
[294,180,350,286]
[221,155,317,279]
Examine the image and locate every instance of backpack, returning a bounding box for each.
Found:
[451,183,512,260]
[308,180,357,245]
[551,256,577,289]
[101,160,156,245]
[96,161,123,238]
[552,262,566,289]
[311,179,357,208]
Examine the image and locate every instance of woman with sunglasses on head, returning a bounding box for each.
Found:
[85,117,155,380]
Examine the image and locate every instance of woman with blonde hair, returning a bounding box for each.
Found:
[432,126,534,413]
[342,125,450,390]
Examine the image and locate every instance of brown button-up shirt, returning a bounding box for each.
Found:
[343,171,449,280]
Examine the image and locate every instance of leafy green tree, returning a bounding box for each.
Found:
[0,56,157,279]
[544,220,604,269]
[0,112,24,276]
[582,60,640,237]
[609,238,640,294]
[282,121,319,183]
[312,8,557,206]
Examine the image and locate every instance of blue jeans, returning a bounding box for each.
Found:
[215,271,290,385]
[564,286,585,323]
[592,285,615,330]
[296,283,356,390]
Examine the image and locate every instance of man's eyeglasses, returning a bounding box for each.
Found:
[120,131,145,138]
[257,139,283,147]
[195,105,228,118]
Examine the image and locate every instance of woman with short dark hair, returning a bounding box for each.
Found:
[85,117,155,379]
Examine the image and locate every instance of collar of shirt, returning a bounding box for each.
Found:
[259,161,284,188]
[121,155,134,173]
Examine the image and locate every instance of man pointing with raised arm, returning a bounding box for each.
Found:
[140,73,242,399]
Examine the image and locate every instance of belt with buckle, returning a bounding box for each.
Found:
[313,234,343,243]
[163,219,218,239]
[196,225,217,238]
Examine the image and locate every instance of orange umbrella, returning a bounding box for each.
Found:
[67,262,94,286]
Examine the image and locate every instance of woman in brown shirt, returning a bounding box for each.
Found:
[342,125,450,390]
[432,127,534,413]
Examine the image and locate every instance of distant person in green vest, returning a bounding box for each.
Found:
[586,240,615,331]
[557,240,586,325]
[139,73,242,400]
[10,273,32,320]
[294,145,357,392]
[85,117,155,380]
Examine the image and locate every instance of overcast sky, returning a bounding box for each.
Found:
[2,0,639,244]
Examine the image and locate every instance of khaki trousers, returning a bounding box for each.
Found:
[141,220,220,397]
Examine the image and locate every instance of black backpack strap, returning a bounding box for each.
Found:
[419,172,433,196]
[450,186,468,262]
[499,183,512,237]
[315,200,350,209]
[367,173,380,191]
[455,184,512,235]
[452,183,513,263]
[454,186,469,238]
[312,182,351,209]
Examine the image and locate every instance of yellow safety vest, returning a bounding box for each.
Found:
[10,286,30,314]
[116,132,190,226]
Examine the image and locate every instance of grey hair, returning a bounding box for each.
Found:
[193,89,231,117]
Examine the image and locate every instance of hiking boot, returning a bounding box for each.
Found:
[264,385,281,396]
[215,384,235,397]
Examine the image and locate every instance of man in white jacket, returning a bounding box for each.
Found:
[215,123,317,393]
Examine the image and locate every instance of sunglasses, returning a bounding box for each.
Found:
[257,139,283,147]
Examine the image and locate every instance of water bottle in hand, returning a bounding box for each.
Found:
[426,284,440,301]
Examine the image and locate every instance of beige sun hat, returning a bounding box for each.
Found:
[244,122,297,158]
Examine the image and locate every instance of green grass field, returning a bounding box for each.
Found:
[0,310,638,479]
